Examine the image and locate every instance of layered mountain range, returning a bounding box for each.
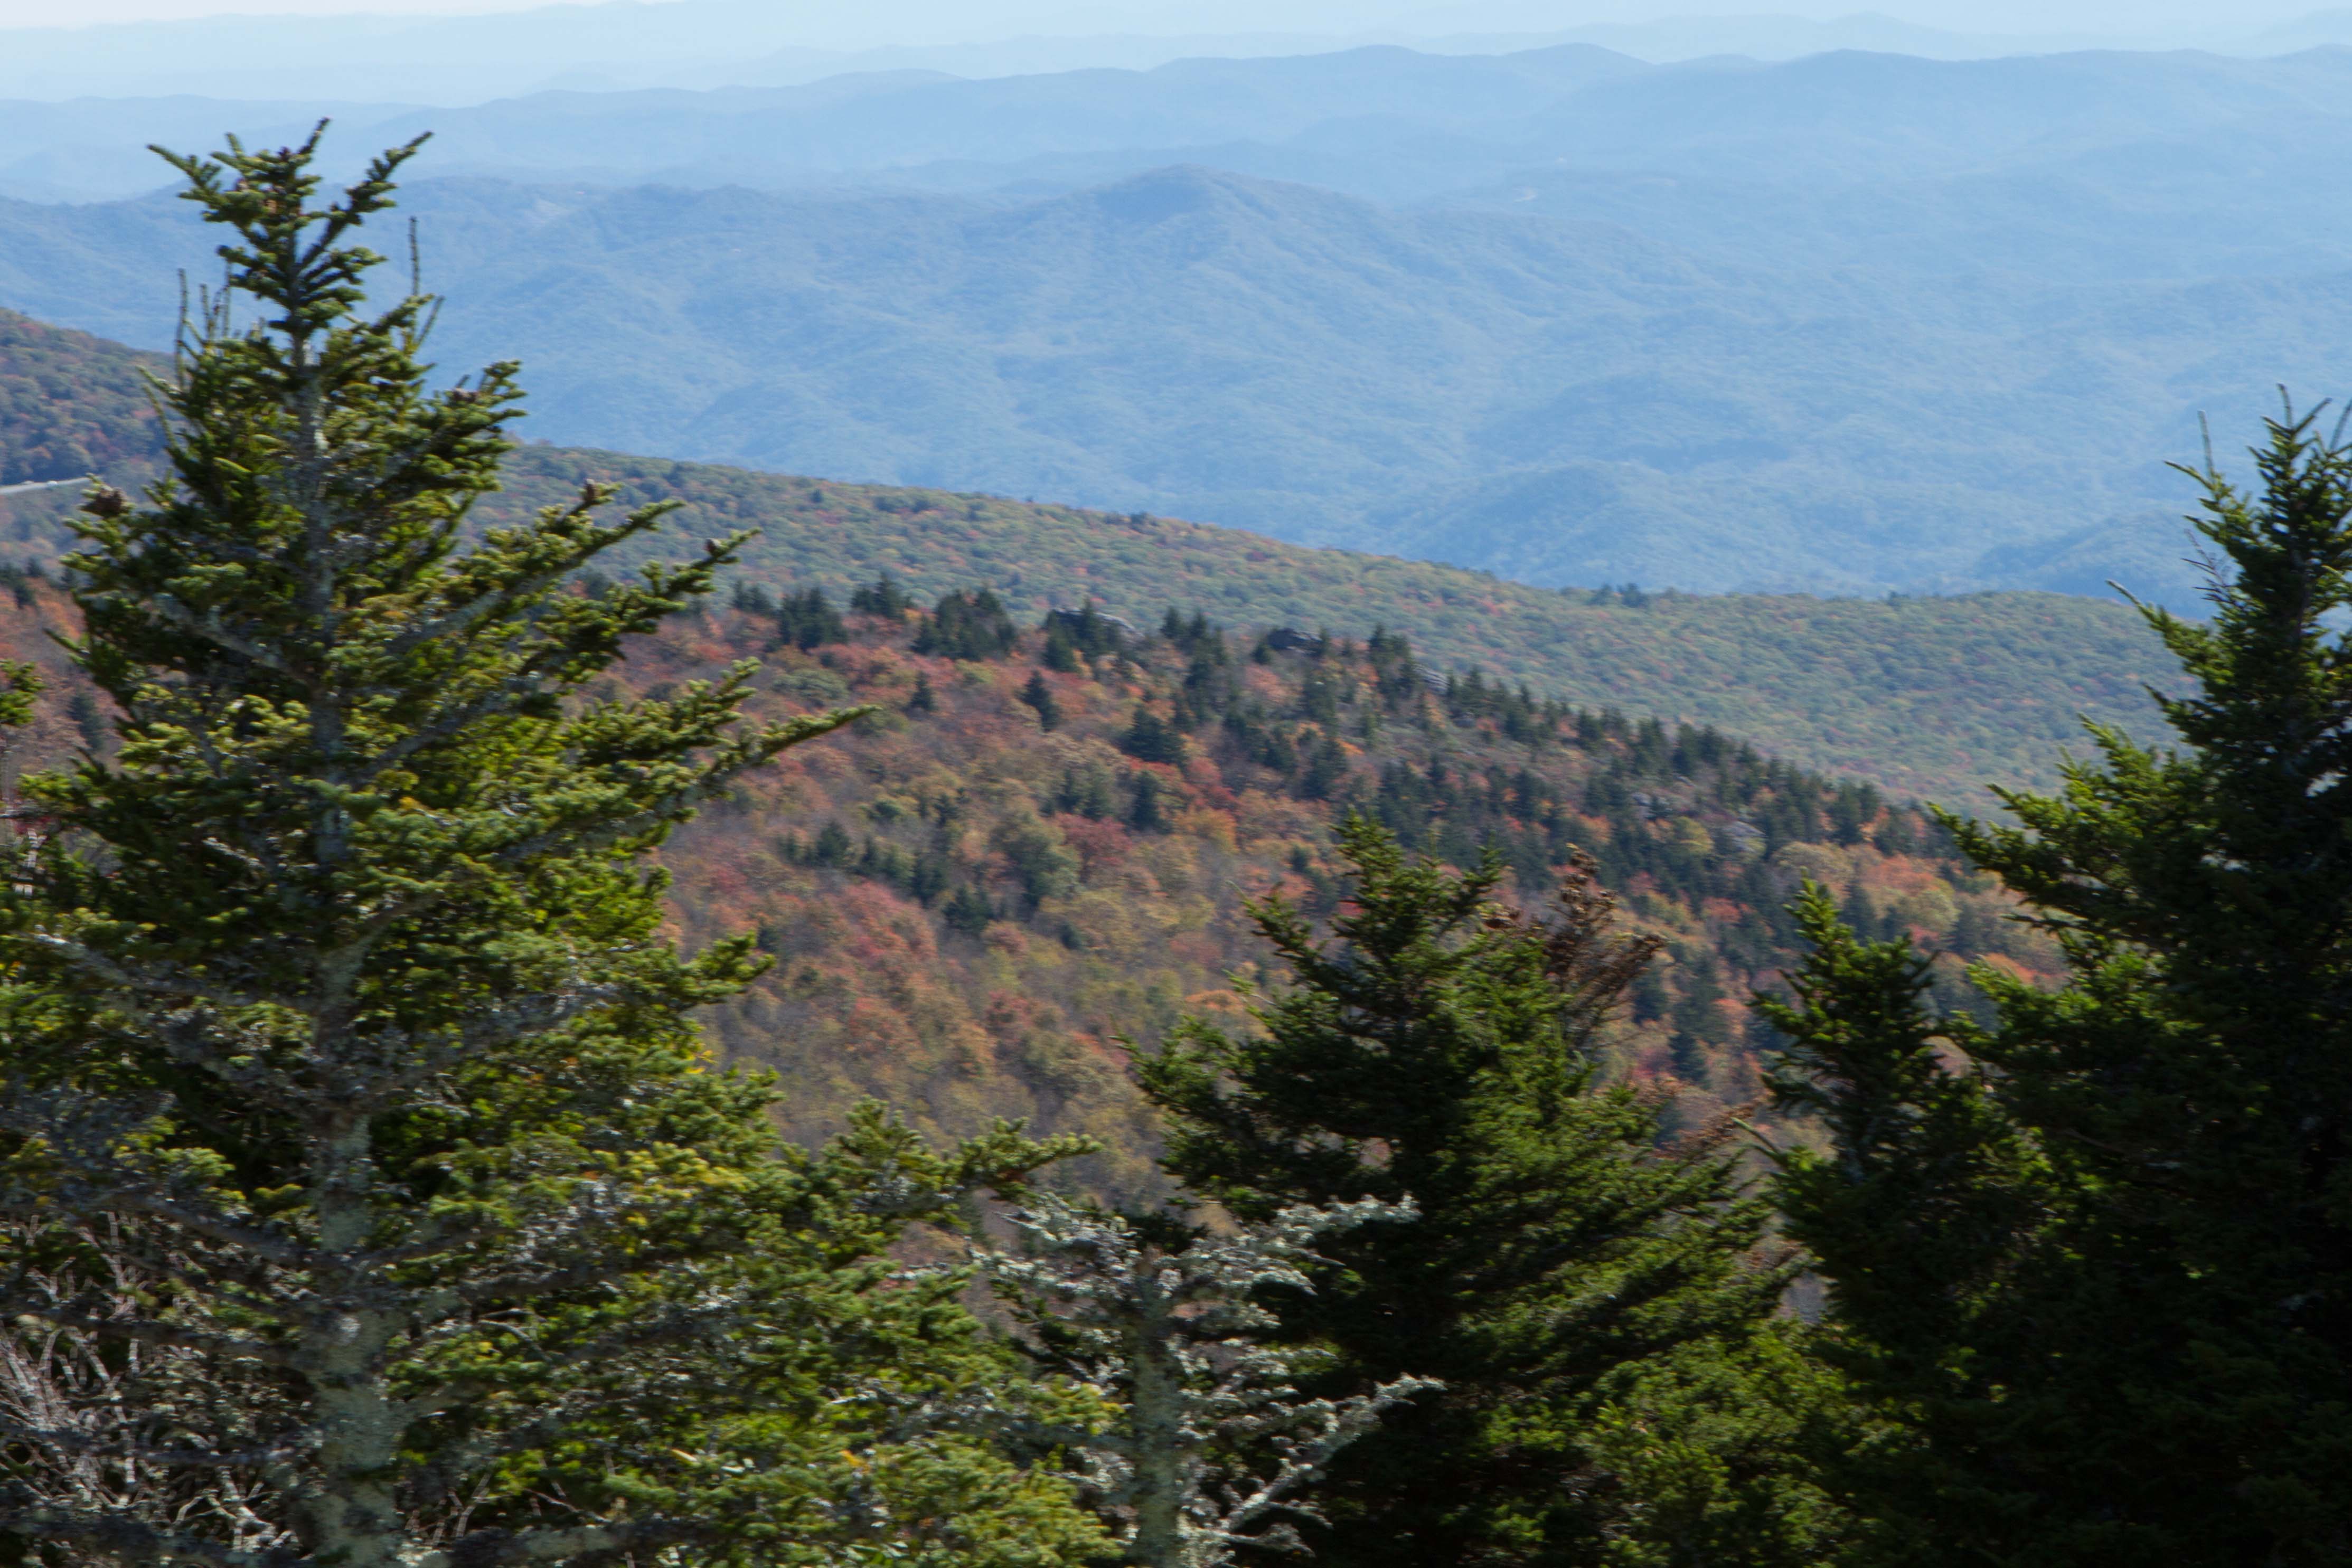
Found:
[3,43,2347,601]
[0,305,2174,808]
[0,276,2186,1195]
[7,4,2352,103]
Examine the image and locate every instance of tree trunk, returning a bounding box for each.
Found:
[1126,1269,1186,1568]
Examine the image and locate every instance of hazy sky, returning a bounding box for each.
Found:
[0,0,2313,32]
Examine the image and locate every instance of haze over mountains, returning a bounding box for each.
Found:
[3,23,2350,601]
[7,2,2352,102]
[0,304,2177,809]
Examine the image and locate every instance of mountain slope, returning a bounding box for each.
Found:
[0,308,162,484]
[472,447,2175,809]
[0,578,2060,1193]
[0,305,2174,808]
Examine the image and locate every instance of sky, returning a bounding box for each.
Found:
[0,0,2312,34]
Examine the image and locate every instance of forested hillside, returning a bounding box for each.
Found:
[0,308,161,484]
[479,450,2177,807]
[0,573,2055,1194]
[0,306,2175,807]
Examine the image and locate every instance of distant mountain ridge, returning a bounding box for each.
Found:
[0,305,2174,810]
[3,44,2346,607]
[16,41,2352,202]
[5,140,2337,602]
[3,1,2350,102]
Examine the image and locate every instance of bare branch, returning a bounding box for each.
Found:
[0,1499,288,1568]
[0,1413,305,1470]
[0,1293,291,1367]
[139,594,306,680]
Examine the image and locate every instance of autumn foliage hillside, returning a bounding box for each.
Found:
[0,308,165,485]
[623,585,2058,1191]
[0,570,2056,1187]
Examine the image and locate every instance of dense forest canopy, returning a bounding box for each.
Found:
[0,309,162,485]
[0,568,2041,1194]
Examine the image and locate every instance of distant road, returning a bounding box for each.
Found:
[0,479,78,497]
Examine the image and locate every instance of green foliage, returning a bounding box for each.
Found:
[1141,820,1842,1566]
[0,130,1104,1568]
[1764,406,2352,1564]
[851,570,914,616]
[1125,769,1171,831]
[1118,705,1186,766]
[1045,604,1127,668]
[943,881,999,936]
[0,660,40,731]
[776,583,847,649]
[915,586,1019,660]
[1021,668,1062,730]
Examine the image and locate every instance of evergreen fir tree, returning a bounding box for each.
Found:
[915,588,1018,659]
[1127,771,1171,833]
[943,882,998,936]
[0,130,1106,1568]
[1295,729,1348,800]
[1119,705,1187,766]
[1141,820,1841,1567]
[1021,668,1062,731]
[774,583,846,649]
[1042,604,1125,664]
[1053,761,1119,821]
[850,570,913,616]
[1764,405,2352,1565]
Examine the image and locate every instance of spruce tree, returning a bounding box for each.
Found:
[1021,668,1062,731]
[914,588,1018,660]
[850,571,912,616]
[1764,404,2352,1565]
[774,583,845,649]
[1119,706,1186,766]
[1141,819,1839,1567]
[0,129,1105,1567]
